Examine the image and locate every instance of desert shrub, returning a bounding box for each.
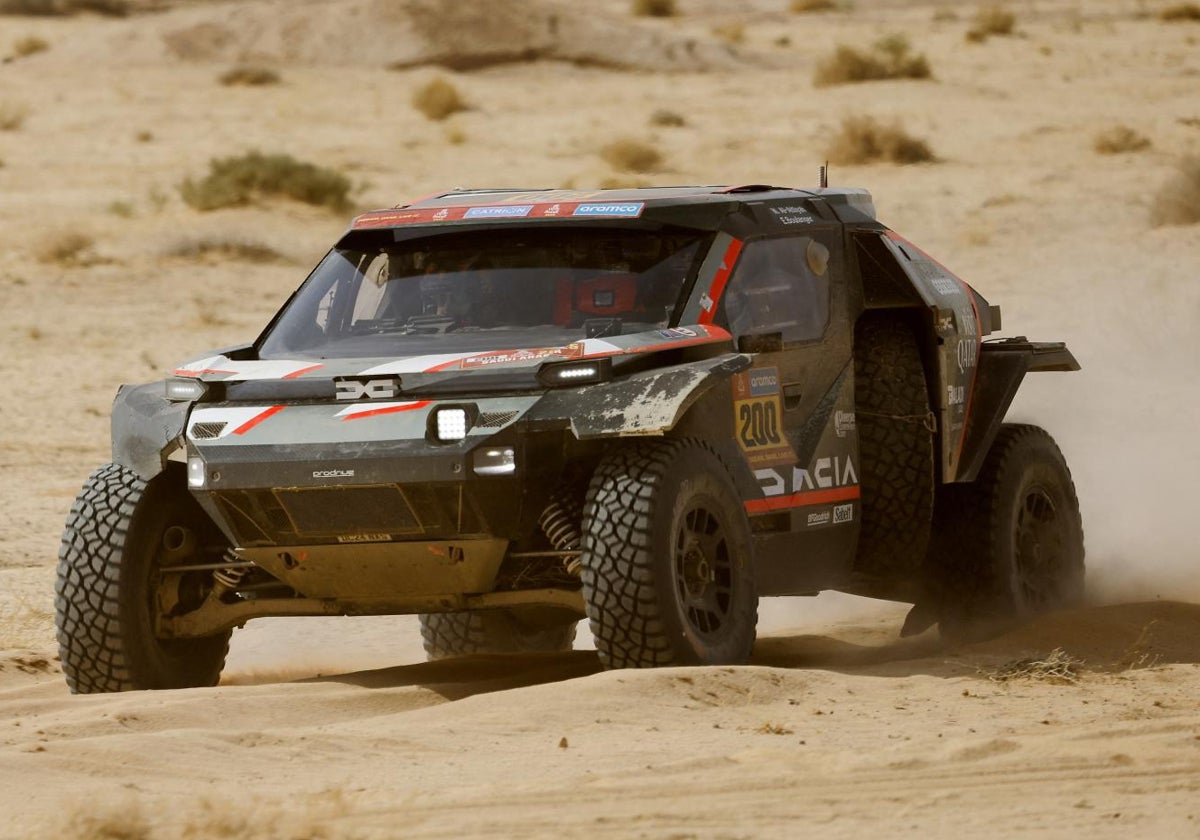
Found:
[813,35,931,87]
[1150,157,1200,226]
[601,138,663,173]
[1160,3,1200,21]
[167,236,285,263]
[219,65,281,86]
[599,176,651,189]
[179,151,352,212]
[1092,125,1151,155]
[444,125,467,145]
[791,0,837,11]
[713,21,745,44]
[107,200,134,218]
[0,0,127,15]
[35,231,94,264]
[632,0,676,17]
[412,77,466,121]
[827,115,935,165]
[966,5,1016,41]
[12,34,48,56]
[650,108,685,127]
[0,100,29,130]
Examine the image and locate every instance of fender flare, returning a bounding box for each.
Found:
[111,382,188,481]
[524,354,752,439]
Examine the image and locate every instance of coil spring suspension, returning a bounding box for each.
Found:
[210,550,248,599]
[538,489,584,575]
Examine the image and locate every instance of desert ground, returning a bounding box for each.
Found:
[1,0,1199,837]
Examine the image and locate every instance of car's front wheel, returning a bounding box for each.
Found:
[580,440,758,669]
[56,463,231,693]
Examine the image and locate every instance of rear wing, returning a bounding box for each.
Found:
[954,338,1080,482]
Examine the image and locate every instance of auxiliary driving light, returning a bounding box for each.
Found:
[165,378,207,402]
[538,358,612,387]
[434,407,470,441]
[187,456,206,488]
[473,447,516,476]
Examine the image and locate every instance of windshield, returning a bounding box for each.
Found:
[258,226,711,359]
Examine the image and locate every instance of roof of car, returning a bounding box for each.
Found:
[349,185,877,230]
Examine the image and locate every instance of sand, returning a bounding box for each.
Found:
[0,0,1198,836]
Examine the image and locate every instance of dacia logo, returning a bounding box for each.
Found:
[335,378,401,401]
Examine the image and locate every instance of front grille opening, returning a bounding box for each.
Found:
[274,485,423,536]
[190,422,228,440]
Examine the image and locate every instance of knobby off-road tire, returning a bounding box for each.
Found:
[852,315,936,588]
[419,611,577,660]
[580,440,757,669]
[56,463,231,693]
[933,424,1085,644]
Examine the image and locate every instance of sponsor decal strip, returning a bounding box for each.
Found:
[744,485,861,515]
[282,364,324,379]
[337,400,432,421]
[698,239,744,325]
[353,200,646,229]
[232,405,286,436]
[173,367,235,378]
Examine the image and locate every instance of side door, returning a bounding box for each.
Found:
[712,228,860,595]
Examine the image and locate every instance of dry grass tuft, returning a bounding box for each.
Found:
[106,200,135,218]
[755,722,795,735]
[179,151,352,213]
[219,65,281,87]
[813,34,931,87]
[599,176,651,189]
[631,0,676,17]
[12,34,48,56]
[1160,3,1200,21]
[791,0,838,12]
[0,100,30,131]
[412,77,466,121]
[34,231,95,265]
[601,138,663,173]
[966,5,1016,42]
[650,108,685,127]
[0,0,127,15]
[986,648,1084,684]
[1093,125,1151,155]
[827,115,936,165]
[712,20,745,44]
[166,236,286,263]
[1151,157,1200,225]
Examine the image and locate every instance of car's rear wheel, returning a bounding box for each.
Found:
[932,424,1085,644]
[851,314,936,596]
[419,610,576,660]
[56,463,231,693]
[580,440,758,668]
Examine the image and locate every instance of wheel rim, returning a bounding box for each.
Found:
[673,503,734,638]
[1013,483,1067,610]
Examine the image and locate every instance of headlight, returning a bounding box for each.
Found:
[187,456,206,488]
[166,378,207,402]
[473,447,516,476]
[434,407,470,441]
[538,358,612,387]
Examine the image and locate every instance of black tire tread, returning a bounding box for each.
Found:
[933,424,1084,642]
[55,463,229,693]
[419,610,576,660]
[580,438,757,669]
[853,315,936,588]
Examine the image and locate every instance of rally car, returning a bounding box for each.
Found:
[56,185,1084,692]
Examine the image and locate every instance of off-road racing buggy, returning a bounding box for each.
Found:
[57,185,1084,693]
